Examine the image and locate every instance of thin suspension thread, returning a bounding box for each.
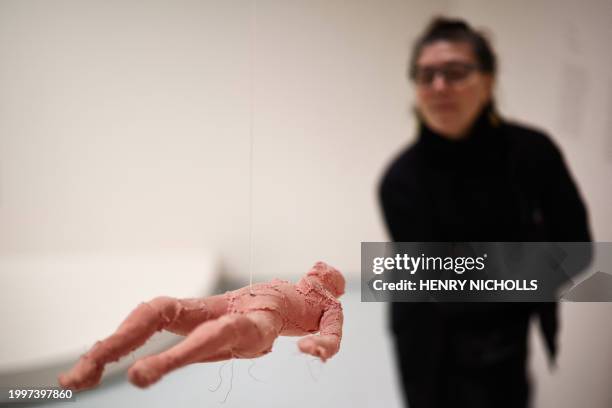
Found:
[248,0,257,295]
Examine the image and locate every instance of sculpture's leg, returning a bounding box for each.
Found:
[58,295,227,391]
[128,311,282,388]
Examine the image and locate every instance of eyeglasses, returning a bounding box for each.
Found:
[411,62,479,86]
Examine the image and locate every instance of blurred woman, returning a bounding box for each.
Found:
[379,17,591,408]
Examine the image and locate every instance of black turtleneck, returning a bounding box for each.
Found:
[417,108,524,242]
[380,105,590,245]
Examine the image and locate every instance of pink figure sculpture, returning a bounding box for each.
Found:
[58,261,345,390]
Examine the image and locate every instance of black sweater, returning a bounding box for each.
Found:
[378,106,591,360]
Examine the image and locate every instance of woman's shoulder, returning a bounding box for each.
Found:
[500,120,560,155]
[380,142,424,187]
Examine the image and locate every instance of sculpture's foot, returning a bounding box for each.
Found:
[58,357,104,391]
[128,356,168,388]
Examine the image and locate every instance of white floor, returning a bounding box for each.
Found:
[23,284,404,408]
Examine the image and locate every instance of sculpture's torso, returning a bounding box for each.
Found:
[224,278,339,336]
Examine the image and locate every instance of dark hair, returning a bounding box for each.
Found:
[409,17,497,79]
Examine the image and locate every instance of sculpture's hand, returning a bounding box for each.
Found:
[297,335,339,362]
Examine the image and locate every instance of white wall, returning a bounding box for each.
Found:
[0,0,446,280]
[0,0,256,271]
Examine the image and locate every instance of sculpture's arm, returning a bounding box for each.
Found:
[298,304,343,362]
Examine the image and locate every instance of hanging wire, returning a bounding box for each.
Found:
[248,0,257,295]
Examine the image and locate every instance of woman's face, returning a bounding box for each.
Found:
[414,40,493,139]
